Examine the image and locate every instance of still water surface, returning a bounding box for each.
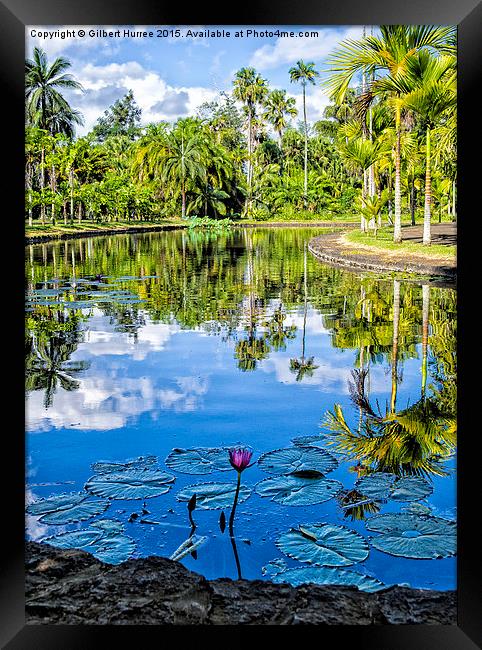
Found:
[25,228,456,591]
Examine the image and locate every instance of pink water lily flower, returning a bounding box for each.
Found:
[229,447,253,472]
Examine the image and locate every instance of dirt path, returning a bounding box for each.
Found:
[309,223,456,280]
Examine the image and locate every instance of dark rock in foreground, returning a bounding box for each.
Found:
[25,541,456,625]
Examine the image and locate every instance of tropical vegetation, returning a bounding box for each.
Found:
[25,26,456,245]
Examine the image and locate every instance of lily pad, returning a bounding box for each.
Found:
[276,523,369,567]
[258,446,338,476]
[165,447,232,475]
[291,435,327,447]
[26,492,110,525]
[270,565,386,593]
[91,456,158,474]
[354,473,396,500]
[389,476,433,502]
[85,468,175,500]
[255,475,343,506]
[42,519,135,564]
[365,513,456,559]
[176,482,252,510]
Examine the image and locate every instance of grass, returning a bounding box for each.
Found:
[25,219,185,239]
[345,227,456,260]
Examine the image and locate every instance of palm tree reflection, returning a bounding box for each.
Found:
[290,243,319,381]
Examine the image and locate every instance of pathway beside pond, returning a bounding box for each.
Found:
[309,223,457,280]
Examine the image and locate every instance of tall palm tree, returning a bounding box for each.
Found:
[233,68,268,215]
[400,52,456,244]
[25,46,83,135]
[263,89,298,148]
[290,243,319,381]
[289,61,319,206]
[325,25,456,243]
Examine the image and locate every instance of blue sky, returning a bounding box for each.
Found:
[26,25,366,135]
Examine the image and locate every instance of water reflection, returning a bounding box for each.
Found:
[25,228,456,588]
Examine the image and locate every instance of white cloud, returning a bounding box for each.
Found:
[249,26,364,71]
[68,60,218,133]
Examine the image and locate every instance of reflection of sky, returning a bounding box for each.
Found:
[25,266,456,591]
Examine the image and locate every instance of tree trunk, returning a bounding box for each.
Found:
[303,84,308,207]
[421,284,429,399]
[393,106,402,243]
[410,181,416,226]
[423,128,432,245]
[40,147,45,226]
[452,179,456,221]
[181,186,186,219]
[390,279,400,413]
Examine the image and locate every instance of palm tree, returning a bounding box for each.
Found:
[400,52,456,244]
[233,68,268,216]
[325,25,456,243]
[290,243,319,381]
[339,136,388,231]
[289,61,319,206]
[25,46,83,135]
[263,89,298,148]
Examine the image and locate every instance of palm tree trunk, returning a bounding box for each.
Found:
[51,163,56,222]
[390,279,400,413]
[181,187,186,219]
[303,84,308,207]
[410,181,416,226]
[393,106,402,243]
[423,128,432,245]
[421,284,429,400]
[40,147,45,226]
[452,179,456,221]
[70,170,74,221]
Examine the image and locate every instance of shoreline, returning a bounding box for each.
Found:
[25,541,456,625]
[24,220,357,245]
[308,231,456,282]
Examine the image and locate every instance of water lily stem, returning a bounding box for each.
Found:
[228,471,241,532]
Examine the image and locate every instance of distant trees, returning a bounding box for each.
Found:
[25,31,457,235]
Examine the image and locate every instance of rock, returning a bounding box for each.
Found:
[25,541,456,625]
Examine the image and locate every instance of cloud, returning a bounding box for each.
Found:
[65,60,218,133]
[249,26,364,71]
[150,90,190,116]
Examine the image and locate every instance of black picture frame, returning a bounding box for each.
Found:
[3,0,481,646]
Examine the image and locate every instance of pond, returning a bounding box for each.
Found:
[25,227,456,592]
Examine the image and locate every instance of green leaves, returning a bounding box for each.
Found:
[85,468,175,500]
[355,473,433,502]
[276,523,370,567]
[258,446,338,476]
[42,519,135,564]
[176,482,251,510]
[270,565,386,593]
[255,475,343,506]
[26,492,110,525]
[366,512,456,559]
[165,447,232,475]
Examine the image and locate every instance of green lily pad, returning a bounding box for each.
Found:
[270,565,386,593]
[365,513,456,559]
[42,519,135,564]
[165,447,232,475]
[176,482,251,510]
[255,475,343,506]
[291,435,327,447]
[91,456,158,474]
[85,468,175,500]
[389,476,433,502]
[276,523,369,567]
[26,492,110,525]
[354,473,396,500]
[258,446,338,476]
[355,474,433,503]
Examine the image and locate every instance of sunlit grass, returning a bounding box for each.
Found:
[345,228,456,260]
